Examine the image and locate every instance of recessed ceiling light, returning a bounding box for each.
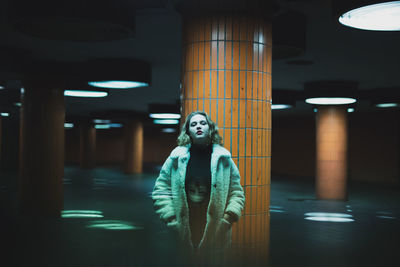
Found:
[94,124,111,129]
[150,113,181,119]
[347,108,355,113]
[339,1,400,31]
[153,119,179,125]
[271,104,293,110]
[88,80,148,89]
[93,119,111,124]
[376,103,398,108]
[0,85,4,90]
[305,97,356,105]
[1,112,10,117]
[64,123,74,128]
[64,90,108,97]
[109,123,123,128]
[161,128,177,133]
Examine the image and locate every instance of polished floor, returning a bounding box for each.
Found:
[1,166,400,267]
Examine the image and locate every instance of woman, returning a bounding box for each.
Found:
[152,111,245,254]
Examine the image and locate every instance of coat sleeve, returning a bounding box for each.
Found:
[224,158,245,222]
[152,156,177,223]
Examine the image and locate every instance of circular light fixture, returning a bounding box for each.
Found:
[347,108,355,112]
[61,210,104,218]
[376,102,399,108]
[150,113,181,119]
[64,90,108,98]
[88,80,148,89]
[94,124,111,129]
[338,1,400,31]
[109,123,123,128]
[93,119,111,124]
[304,212,354,222]
[271,104,293,110]
[0,85,4,90]
[161,128,177,133]
[305,97,356,105]
[0,112,10,117]
[86,220,143,231]
[14,102,21,107]
[153,119,179,125]
[64,123,74,128]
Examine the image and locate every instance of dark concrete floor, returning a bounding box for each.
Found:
[1,167,400,266]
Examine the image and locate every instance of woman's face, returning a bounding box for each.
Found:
[188,114,210,145]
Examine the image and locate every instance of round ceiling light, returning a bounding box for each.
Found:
[1,112,10,117]
[271,104,293,110]
[339,1,400,31]
[65,90,108,98]
[153,119,179,125]
[88,80,148,89]
[375,102,399,108]
[305,97,357,105]
[149,113,181,119]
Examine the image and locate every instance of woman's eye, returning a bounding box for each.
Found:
[201,121,206,125]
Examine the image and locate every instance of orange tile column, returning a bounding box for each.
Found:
[80,122,96,169]
[181,15,272,263]
[19,77,65,217]
[124,120,143,174]
[316,106,348,200]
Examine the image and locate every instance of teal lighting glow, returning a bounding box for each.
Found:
[64,123,74,128]
[88,80,148,89]
[305,97,356,105]
[271,104,292,110]
[339,1,400,31]
[95,124,110,129]
[109,123,123,128]
[161,128,177,133]
[0,85,4,90]
[304,212,354,222]
[153,119,179,125]
[61,210,104,218]
[377,215,396,219]
[270,209,285,213]
[376,103,398,108]
[149,113,181,119]
[1,113,10,117]
[347,108,355,113]
[64,90,108,98]
[93,119,111,124]
[14,102,21,107]
[86,220,144,230]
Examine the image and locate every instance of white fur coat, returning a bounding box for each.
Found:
[152,144,245,249]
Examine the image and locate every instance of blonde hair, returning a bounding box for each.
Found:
[177,111,223,146]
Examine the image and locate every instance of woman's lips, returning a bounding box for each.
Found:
[196,131,203,135]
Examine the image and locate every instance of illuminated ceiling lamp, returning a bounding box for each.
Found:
[64,88,108,98]
[272,89,300,110]
[86,58,151,90]
[304,81,358,106]
[333,0,400,31]
[368,87,400,108]
[148,102,181,127]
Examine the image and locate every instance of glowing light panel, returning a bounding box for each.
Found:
[64,123,74,128]
[86,220,144,230]
[305,97,356,105]
[149,113,181,119]
[0,85,4,90]
[64,90,108,97]
[347,108,355,113]
[153,119,179,125]
[61,210,104,218]
[271,104,293,110]
[93,119,111,124]
[95,124,110,129]
[339,1,400,31]
[162,128,177,133]
[304,212,354,222]
[376,103,398,108]
[88,81,148,89]
[109,123,123,128]
[1,113,9,117]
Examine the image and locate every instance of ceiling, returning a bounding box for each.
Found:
[0,0,399,120]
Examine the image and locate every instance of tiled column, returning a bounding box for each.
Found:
[19,78,65,217]
[80,122,96,169]
[316,106,348,200]
[124,120,143,174]
[181,15,272,262]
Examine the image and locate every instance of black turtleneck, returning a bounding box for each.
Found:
[185,144,212,204]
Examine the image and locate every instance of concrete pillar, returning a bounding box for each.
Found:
[79,122,96,169]
[316,106,348,200]
[124,120,143,174]
[18,77,65,217]
[181,14,272,262]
